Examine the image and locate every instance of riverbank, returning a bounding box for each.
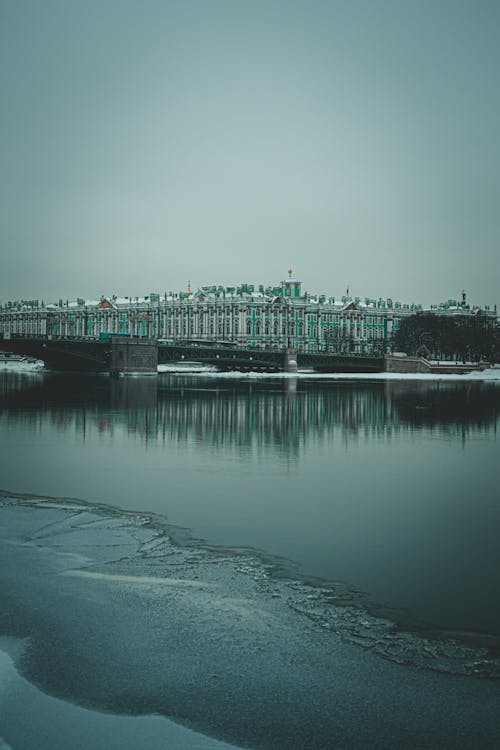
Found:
[158,365,500,381]
[2,358,499,381]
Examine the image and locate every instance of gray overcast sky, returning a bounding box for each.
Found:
[1,0,499,306]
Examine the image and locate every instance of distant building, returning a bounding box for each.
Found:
[0,275,496,354]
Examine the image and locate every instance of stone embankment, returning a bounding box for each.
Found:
[384,355,490,375]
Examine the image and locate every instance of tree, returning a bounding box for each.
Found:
[393,313,496,362]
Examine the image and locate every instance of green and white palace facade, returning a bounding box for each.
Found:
[0,275,496,355]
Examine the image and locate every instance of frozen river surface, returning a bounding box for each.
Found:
[1,496,500,749]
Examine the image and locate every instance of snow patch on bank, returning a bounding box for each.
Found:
[158,363,217,373]
[0,360,44,371]
[157,368,500,382]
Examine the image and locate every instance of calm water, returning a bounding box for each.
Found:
[1,369,499,637]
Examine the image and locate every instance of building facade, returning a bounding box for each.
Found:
[1,276,496,355]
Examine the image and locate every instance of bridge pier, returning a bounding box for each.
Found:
[284,348,298,374]
[110,337,158,377]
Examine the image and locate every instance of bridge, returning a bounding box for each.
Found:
[0,335,384,374]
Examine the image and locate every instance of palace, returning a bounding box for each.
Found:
[0,273,496,355]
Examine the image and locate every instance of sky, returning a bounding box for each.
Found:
[1,0,499,307]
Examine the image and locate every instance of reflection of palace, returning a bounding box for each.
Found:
[1,274,495,355]
[110,378,158,413]
[1,374,498,454]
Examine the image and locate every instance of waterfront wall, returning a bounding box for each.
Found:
[384,355,490,374]
[384,355,430,373]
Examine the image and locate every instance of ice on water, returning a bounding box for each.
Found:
[2,492,499,680]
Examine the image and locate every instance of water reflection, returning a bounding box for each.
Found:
[0,373,498,456]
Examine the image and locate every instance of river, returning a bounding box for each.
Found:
[1,368,499,749]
